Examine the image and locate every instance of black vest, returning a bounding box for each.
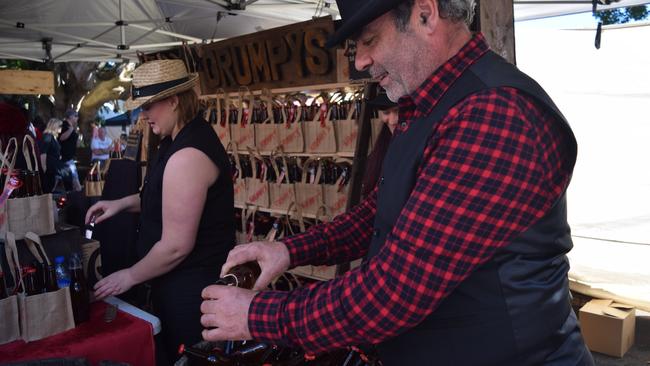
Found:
[138,116,236,270]
[368,51,594,365]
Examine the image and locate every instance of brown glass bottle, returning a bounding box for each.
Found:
[214,261,261,290]
[23,267,40,296]
[0,271,8,299]
[30,171,43,196]
[44,265,59,292]
[178,344,232,365]
[69,254,90,324]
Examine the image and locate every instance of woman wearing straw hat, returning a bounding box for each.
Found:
[86,59,236,363]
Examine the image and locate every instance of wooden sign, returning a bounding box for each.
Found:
[0,70,54,95]
[199,17,338,93]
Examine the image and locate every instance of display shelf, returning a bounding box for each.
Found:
[231,150,354,158]
[234,203,324,220]
[199,80,370,100]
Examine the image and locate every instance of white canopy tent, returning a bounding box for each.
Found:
[0,0,647,63]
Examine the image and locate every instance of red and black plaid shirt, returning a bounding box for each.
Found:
[248,33,575,355]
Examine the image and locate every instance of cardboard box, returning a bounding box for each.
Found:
[579,299,635,357]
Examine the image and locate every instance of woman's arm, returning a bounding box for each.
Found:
[94,147,219,297]
[40,154,47,173]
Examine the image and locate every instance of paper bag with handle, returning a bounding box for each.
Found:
[294,158,323,217]
[245,147,270,208]
[2,136,55,240]
[7,232,75,342]
[269,146,295,212]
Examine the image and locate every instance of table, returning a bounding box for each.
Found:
[0,301,156,366]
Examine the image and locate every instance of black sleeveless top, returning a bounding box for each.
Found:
[137,115,235,270]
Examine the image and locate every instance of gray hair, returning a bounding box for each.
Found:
[393,0,476,31]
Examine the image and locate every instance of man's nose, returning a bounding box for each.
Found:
[354,48,372,72]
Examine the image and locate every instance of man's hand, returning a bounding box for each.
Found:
[220,241,290,291]
[200,285,256,341]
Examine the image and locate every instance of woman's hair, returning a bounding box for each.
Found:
[174,88,199,126]
[43,118,63,136]
[362,123,393,198]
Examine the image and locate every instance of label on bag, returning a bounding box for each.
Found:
[309,125,333,151]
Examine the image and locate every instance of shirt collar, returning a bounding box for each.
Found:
[398,32,490,121]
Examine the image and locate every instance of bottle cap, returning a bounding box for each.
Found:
[55,256,65,264]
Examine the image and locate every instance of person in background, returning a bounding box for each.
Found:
[39,118,65,193]
[59,109,82,191]
[31,115,45,141]
[200,0,594,365]
[85,59,236,364]
[90,126,112,165]
[361,92,399,198]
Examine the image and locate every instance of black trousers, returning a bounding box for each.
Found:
[150,266,220,365]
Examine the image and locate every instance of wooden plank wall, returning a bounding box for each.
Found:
[476,0,516,65]
[0,70,55,95]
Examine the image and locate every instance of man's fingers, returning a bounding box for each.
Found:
[200,313,220,328]
[202,327,229,342]
[253,270,276,291]
[220,244,257,277]
[201,285,230,300]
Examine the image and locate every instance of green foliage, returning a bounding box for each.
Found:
[595,5,650,25]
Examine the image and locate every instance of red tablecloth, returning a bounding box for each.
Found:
[0,301,155,366]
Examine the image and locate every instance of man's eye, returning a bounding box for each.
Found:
[361,37,374,46]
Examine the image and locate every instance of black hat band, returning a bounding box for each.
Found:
[131,76,189,99]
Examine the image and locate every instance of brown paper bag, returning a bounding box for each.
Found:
[6,232,75,342]
[228,142,247,206]
[323,159,352,217]
[211,91,231,146]
[0,233,20,345]
[0,137,19,236]
[245,147,270,208]
[269,147,295,212]
[294,158,323,217]
[304,104,337,154]
[254,89,280,153]
[84,161,105,197]
[277,99,305,153]
[335,102,359,153]
[1,137,56,240]
[230,88,255,150]
[236,205,258,244]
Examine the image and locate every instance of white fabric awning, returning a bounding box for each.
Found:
[0,0,647,63]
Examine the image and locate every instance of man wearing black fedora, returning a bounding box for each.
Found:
[201,0,593,364]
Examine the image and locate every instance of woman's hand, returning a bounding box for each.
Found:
[85,200,122,224]
[93,268,136,300]
[220,241,291,291]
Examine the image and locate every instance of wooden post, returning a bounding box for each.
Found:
[335,81,377,277]
[474,0,516,65]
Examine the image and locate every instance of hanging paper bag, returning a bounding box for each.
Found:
[277,97,305,153]
[304,103,337,154]
[294,158,323,217]
[230,87,255,150]
[269,147,295,212]
[245,147,270,208]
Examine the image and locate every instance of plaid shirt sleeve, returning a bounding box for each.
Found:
[248,87,574,355]
[282,189,377,267]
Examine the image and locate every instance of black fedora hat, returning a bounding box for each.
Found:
[326,0,404,48]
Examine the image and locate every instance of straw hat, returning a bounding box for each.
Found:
[125,59,198,110]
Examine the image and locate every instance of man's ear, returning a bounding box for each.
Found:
[413,0,439,33]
